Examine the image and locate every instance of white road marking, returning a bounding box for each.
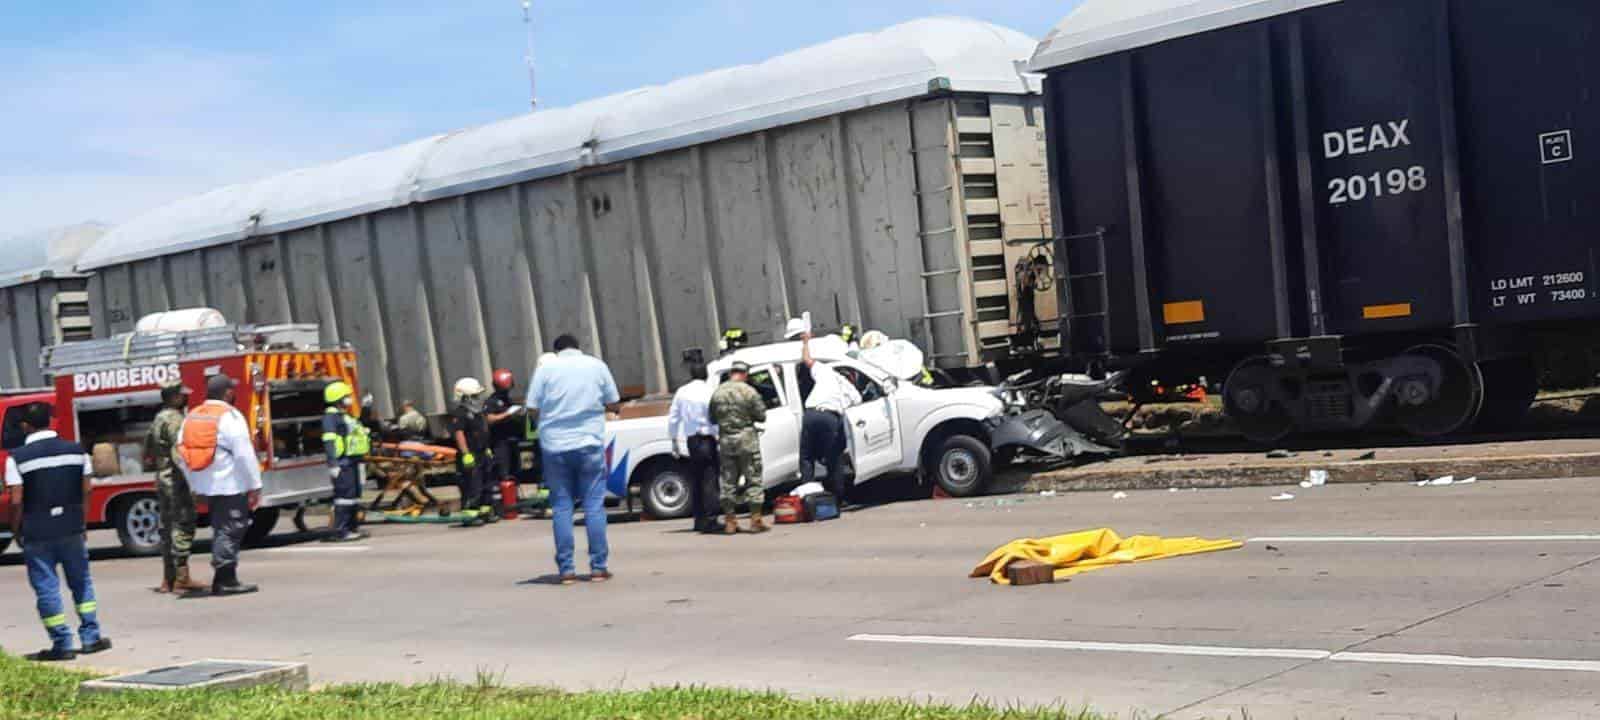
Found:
[851,634,1600,674]
[1248,535,1600,544]
[848,634,1330,660]
[1331,651,1600,673]
[265,545,372,554]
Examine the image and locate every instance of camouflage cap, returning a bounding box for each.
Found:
[160,377,192,396]
[729,361,751,373]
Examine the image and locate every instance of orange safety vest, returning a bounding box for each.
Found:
[176,404,231,471]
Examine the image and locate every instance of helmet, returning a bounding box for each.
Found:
[324,380,354,405]
[839,323,858,343]
[719,328,748,354]
[492,368,515,391]
[784,318,809,340]
[453,377,486,399]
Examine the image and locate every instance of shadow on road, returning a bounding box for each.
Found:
[0,529,337,567]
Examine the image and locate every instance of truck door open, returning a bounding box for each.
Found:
[834,363,901,483]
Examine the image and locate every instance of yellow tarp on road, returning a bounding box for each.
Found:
[971,528,1243,585]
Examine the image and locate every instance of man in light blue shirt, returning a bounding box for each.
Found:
[527,334,621,584]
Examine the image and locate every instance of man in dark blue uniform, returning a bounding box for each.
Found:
[3,402,112,662]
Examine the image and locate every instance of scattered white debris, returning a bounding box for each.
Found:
[1039,490,1058,497]
[1307,469,1328,486]
[1271,492,1296,501]
[1419,475,1456,487]
[1460,476,1478,484]
[1112,491,1129,500]
[793,482,826,497]
[1169,488,1180,493]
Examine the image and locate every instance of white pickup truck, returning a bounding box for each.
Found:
[600,337,1012,518]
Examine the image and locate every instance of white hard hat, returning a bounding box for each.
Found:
[536,352,558,369]
[784,317,809,339]
[860,330,888,350]
[453,377,486,399]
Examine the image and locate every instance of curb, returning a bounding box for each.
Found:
[1016,452,1600,493]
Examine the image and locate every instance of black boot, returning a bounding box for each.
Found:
[212,566,260,596]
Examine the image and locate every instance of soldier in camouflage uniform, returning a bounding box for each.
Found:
[709,361,768,535]
[145,379,206,594]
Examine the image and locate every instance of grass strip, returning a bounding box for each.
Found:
[0,652,1113,719]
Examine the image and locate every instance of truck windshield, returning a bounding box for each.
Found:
[1,405,28,450]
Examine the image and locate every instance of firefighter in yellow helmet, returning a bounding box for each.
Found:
[321,380,372,542]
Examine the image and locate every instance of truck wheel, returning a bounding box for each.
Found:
[640,462,693,519]
[243,508,280,547]
[112,494,162,557]
[928,434,991,497]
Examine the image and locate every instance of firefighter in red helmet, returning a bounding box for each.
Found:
[483,368,526,518]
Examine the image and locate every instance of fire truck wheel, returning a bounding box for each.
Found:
[112,494,162,557]
[243,508,280,547]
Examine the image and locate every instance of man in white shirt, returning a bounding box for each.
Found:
[796,330,861,507]
[667,359,719,533]
[177,374,263,596]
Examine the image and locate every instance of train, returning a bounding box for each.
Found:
[1032,0,1600,442]
[0,223,101,388]
[61,18,1058,416]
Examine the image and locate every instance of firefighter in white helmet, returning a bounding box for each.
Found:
[448,377,495,527]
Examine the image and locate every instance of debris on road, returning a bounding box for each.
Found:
[1300,469,1329,488]
[1005,560,1057,586]
[1266,449,1296,459]
[1039,490,1058,497]
[1418,475,1479,487]
[971,528,1243,585]
[1355,451,1378,461]
[1112,491,1129,500]
[1271,492,1296,501]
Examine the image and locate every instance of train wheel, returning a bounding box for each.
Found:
[1224,357,1295,445]
[1394,345,1483,438]
[1475,356,1538,431]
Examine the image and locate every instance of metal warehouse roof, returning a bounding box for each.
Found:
[1029,0,1341,71]
[80,17,1040,271]
[0,223,105,289]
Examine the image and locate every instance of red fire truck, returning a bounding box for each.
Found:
[0,321,359,556]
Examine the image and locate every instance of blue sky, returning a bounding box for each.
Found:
[1,1,1080,235]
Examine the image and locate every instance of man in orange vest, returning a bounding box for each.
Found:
[176,374,262,596]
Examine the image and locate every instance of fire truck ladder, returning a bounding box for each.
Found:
[40,324,323,377]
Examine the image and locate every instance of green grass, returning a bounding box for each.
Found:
[0,652,1116,719]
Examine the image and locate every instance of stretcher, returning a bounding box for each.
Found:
[363,441,457,516]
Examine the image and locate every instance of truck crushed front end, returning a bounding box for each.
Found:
[983,370,1128,462]
[985,409,1118,461]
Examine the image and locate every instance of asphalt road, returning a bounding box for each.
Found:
[3,477,1600,719]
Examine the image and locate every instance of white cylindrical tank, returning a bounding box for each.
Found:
[135,308,227,333]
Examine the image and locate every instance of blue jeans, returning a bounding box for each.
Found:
[544,447,608,576]
[23,535,101,651]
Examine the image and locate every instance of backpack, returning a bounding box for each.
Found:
[177,403,232,471]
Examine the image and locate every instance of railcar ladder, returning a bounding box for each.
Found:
[40,324,324,377]
[1058,228,1112,356]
